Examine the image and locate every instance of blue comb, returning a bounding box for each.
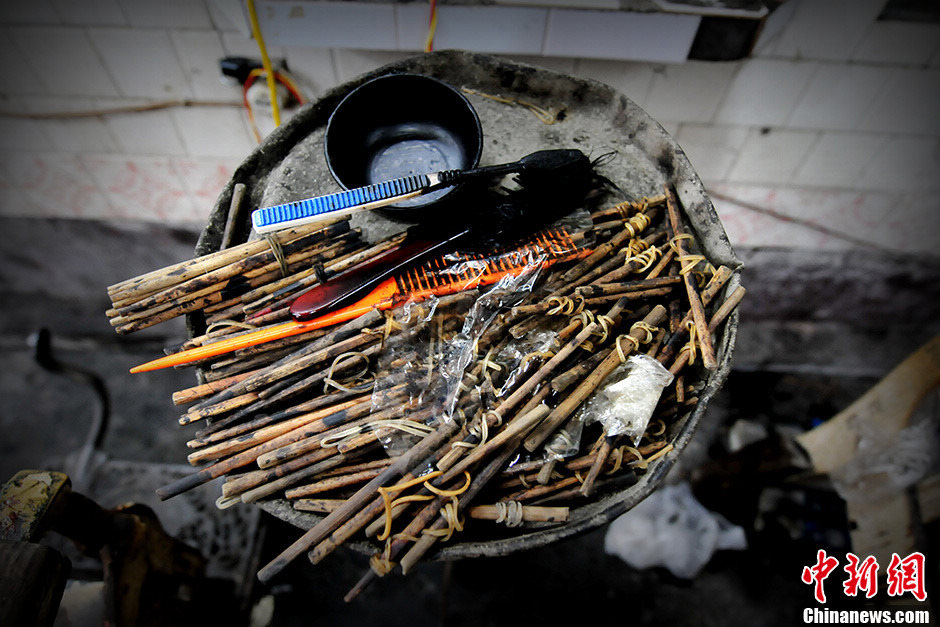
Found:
[251,173,439,234]
[250,150,590,234]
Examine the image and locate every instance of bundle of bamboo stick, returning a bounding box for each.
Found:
[105,183,743,601]
[105,218,372,334]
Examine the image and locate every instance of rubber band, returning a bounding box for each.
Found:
[318,418,433,449]
[263,234,290,277]
[670,233,694,248]
[484,409,503,429]
[678,253,706,276]
[693,262,717,288]
[593,314,615,343]
[376,470,444,542]
[423,497,465,541]
[547,295,584,316]
[670,234,709,277]
[479,349,503,389]
[215,494,242,509]
[573,309,596,329]
[645,443,673,466]
[369,539,396,575]
[521,349,554,370]
[630,321,658,344]
[322,373,373,393]
[615,334,640,362]
[424,470,472,497]
[614,322,659,362]
[457,371,480,394]
[646,418,666,437]
[452,410,495,451]
[205,319,257,334]
[606,446,625,474]
[625,237,649,257]
[614,201,633,221]
[382,311,404,341]
[376,494,435,542]
[612,197,653,222]
[626,245,661,272]
[623,212,651,239]
[494,501,524,527]
[678,320,698,366]
[391,532,422,543]
[546,296,565,315]
[322,351,373,394]
[621,445,646,468]
[384,470,443,494]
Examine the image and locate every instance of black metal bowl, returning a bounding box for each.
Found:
[323,73,483,222]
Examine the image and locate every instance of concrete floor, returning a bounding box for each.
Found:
[1,216,936,626]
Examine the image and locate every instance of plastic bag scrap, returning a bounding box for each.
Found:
[543,416,585,462]
[582,354,674,444]
[366,297,447,457]
[829,389,939,504]
[438,248,552,416]
[604,482,747,579]
[368,213,593,459]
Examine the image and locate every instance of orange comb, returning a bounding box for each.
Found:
[130,228,588,373]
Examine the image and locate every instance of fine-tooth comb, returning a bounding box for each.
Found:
[130,227,587,373]
[251,174,438,233]
[250,149,589,234]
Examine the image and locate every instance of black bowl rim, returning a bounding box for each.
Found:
[322,71,484,214]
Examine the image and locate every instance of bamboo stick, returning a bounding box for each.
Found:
[523,304,668,452]
[663,184,716,370]
[256,418,463,583]
[669,285,745,376]
[466,504,569,523]
[107,220,345,299]
[285,466,387,499]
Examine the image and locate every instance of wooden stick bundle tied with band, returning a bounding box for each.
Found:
[104,172,741,601]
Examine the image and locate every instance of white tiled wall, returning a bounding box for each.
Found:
[0,0,938,256]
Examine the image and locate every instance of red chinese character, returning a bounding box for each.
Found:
[886,552,927,602]
[843,553,879,598]
[802,549,840,603]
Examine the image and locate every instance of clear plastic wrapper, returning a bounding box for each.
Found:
[368,213,593,458]
[582,354,674,444]
[543,416,585,462]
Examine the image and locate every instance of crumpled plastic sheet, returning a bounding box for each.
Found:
[829,389,939,504]
[583,354,674,444]
[604,481,747,579]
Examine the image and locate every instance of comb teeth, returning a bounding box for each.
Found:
[393,228,580,294]
[251,174,432,232]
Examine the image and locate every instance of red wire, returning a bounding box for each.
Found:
[243,70,306,142]
[427,0,438,52]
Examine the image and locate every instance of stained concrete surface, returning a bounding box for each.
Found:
[1,216,937,626]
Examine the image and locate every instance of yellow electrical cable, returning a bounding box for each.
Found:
[425,0,438,52]
[246,0,281,127]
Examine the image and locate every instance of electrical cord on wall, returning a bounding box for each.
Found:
[246,0,282,128]
[426,0,438,52]
[243,67,305,142]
